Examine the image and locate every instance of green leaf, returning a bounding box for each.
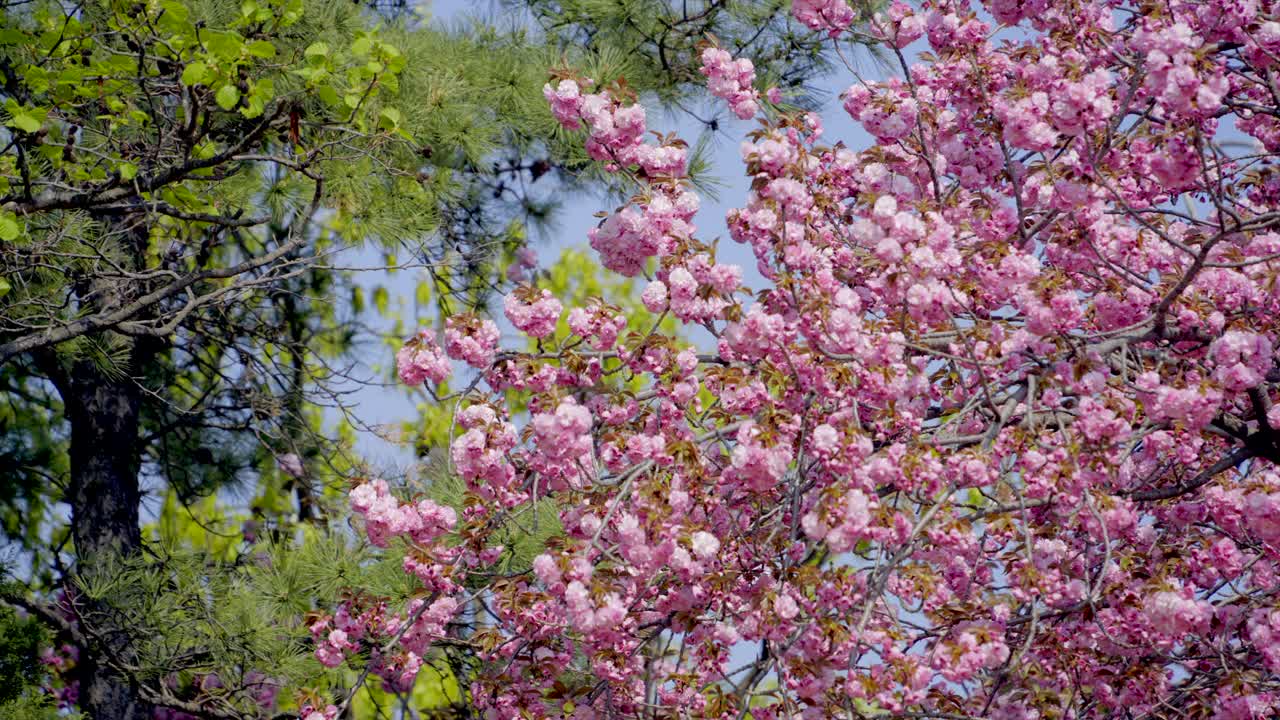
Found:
[0,277,10,298]
[181,62,209,86]
[22,65,49,94]
[379,107,402,129]
[216,85,240,110]
[193,139,217,160]
[160,0,189,22]
[304,42,329,58]
[5,100,46,133]
[242,97,265,118]
[157,0,192,33]
[280,0,304,25]
[373,286,389,315]
[8,111,41,133]
[204,31,243,62]
[241,77,274,118]
[316,85,341,106]
[246,40,276,59]
[119,162,137,181]
[0,212,22,241]
[350,36,373,57]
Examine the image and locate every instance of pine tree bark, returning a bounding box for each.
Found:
[58,356,152,720]
[66,361,143,559]
[43,218,156,720]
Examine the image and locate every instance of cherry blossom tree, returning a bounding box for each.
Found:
[311,0,1280,717]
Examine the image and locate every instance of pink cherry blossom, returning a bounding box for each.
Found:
[443,314,499,368]
[700,47,759,120]
[792,0,856,36]
[504,286,563,339]
[395,330,449,386]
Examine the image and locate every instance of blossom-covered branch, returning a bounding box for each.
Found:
[315,1,1280,718]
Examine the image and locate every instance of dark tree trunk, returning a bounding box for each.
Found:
[47,216,157,720]
[67,362,143,556]
[63,357,152,720]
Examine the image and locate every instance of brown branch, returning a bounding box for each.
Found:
[0,230,309,364]
[0,104,287,215]
[0,589,87,647]
[1128,442,1257,502]
[97,201,269,228]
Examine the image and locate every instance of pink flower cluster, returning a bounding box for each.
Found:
[1145,588,1213,638]
[349,478,457,548]
[506,246,539,283]
[871,2,925,48]
[300,705,338,720]
[801,488,876,552]
[699,47,759,120]
[567,300,628,350]
[843,83,919,142]
[587,187,699,277]
[451,404,518,497]
[727,421,792,492]
[544,76,716,280]
[444,314,499,368]
[932,626,1010,683]
[503,286,562,338]
[395,330,449,386]
[1209,331,1274,391]
[543,79,687,176]
[529,398,594,488]
[791,0,856,36]
[308,593,459,694]
[663,253,741,323]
